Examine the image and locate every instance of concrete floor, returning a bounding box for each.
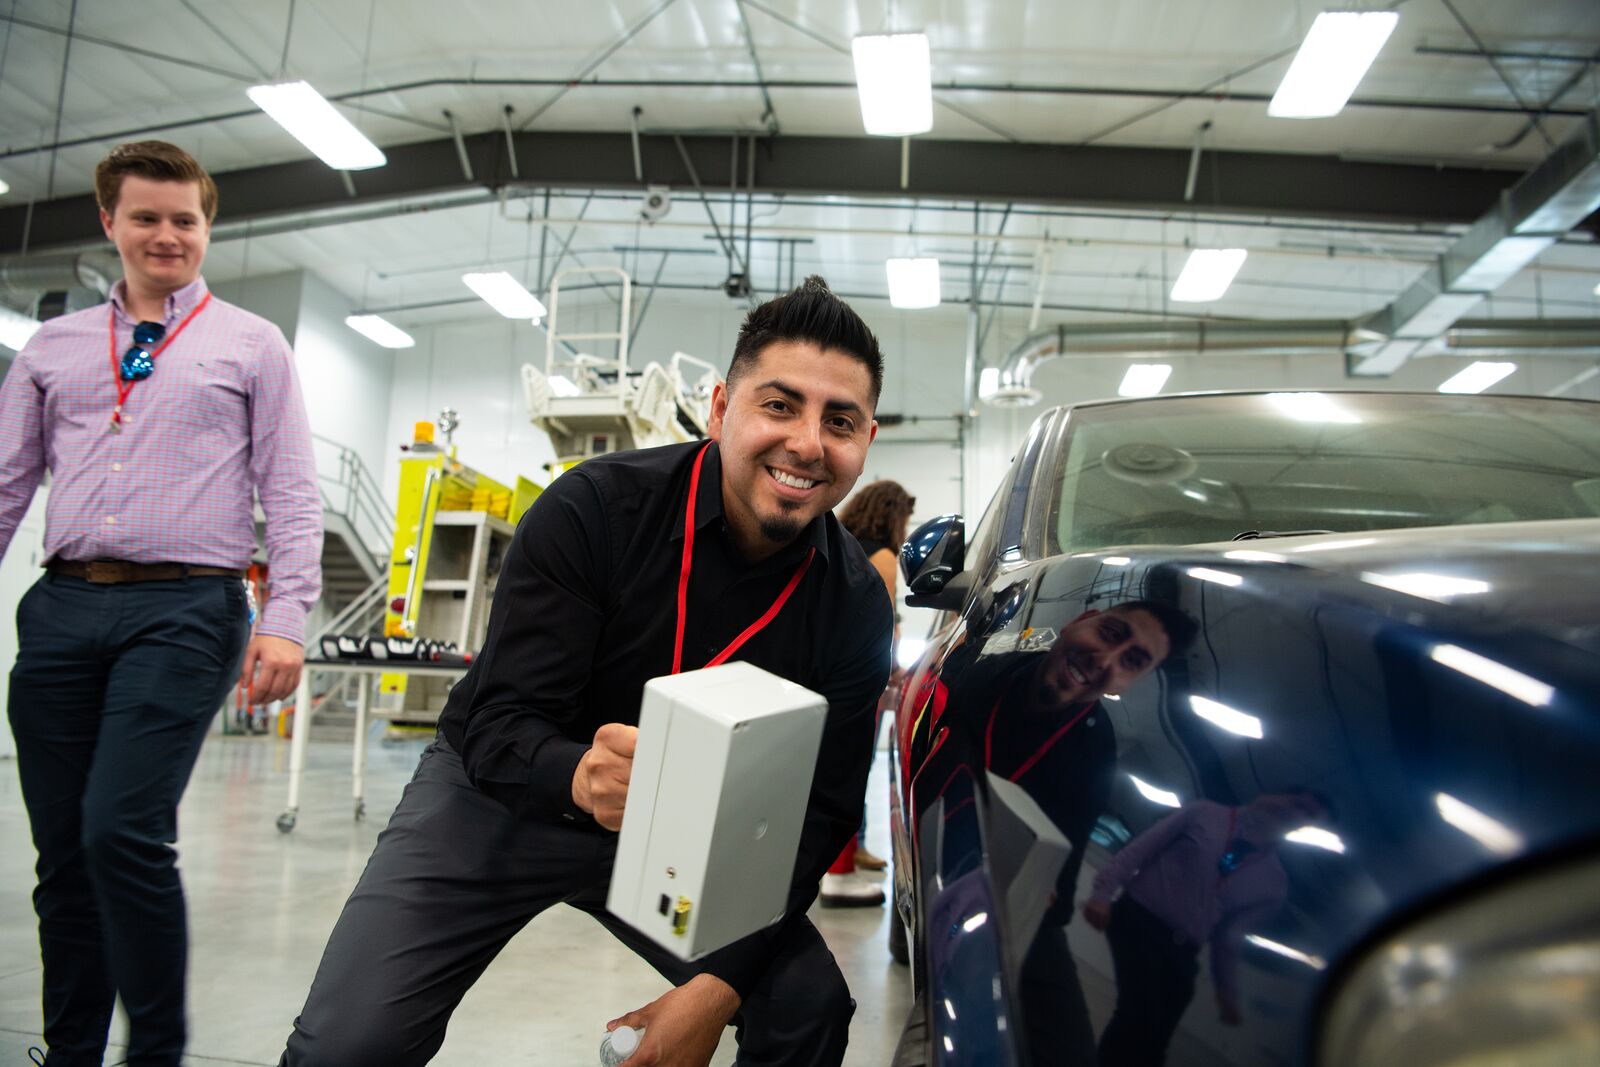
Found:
[0,725,912,1066]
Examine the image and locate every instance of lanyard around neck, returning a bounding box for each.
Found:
[106,292,212,430]
[672,441,816,675]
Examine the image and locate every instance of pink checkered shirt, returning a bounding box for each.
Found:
[0,277,323,644]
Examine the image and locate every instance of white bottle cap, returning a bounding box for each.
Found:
[610,1026,641,1057]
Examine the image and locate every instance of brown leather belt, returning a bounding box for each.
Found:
[46,559,246,584]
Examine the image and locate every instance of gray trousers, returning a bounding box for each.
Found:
[279,739,853,1067]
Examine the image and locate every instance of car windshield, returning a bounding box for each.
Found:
[1048,392,1600,553]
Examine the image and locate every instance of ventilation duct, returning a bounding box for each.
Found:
[1350,108,1600,376]
[985,320,1379,406]
[0,251,119,304]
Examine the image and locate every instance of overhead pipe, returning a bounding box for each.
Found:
[987,321,1380,406]
[0,250,119,302]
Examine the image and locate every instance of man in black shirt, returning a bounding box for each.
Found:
[280,277,893,1067]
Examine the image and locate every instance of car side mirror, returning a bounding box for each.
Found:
[900,514,973,611]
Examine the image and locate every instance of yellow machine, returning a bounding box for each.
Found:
[380,417,539,707]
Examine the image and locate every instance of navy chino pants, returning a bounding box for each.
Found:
[8,573,250,1067]
[280,738,855,1067]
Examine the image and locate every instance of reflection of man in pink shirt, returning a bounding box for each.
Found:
[1084,790,1330,1066]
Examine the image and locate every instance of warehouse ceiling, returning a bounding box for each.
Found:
[1,0,1598,359]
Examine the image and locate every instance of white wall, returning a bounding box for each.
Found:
[215,269,396,498]
[383,316,559,499]
[292,271,396,489]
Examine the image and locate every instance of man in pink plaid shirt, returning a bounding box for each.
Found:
[0,140,322,1067]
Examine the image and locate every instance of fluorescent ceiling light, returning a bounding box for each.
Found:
[1187,567,1243,587]
[1118,363,1172,397]
[1438,361,1516,394]
[1362,572,1489,601]
[0,305,42,350]
[547,374,581,398]
[1246,934,1327,970]
[1286,826,1346,853]
[852,33,933,136]
[1190,695,1264,739]
[1170,248,1247,302]
[1430,643,1554,707]
[1435,792,1523,856]
[344,314,414,349]
[886,257,941,309]
[1268,11,1399,119]
[247,80,386,170]
[1265,391,1362,423]
[1129,774,1181,808]
[462,272,548,321]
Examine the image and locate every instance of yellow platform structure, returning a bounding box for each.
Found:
[379,422,539,717]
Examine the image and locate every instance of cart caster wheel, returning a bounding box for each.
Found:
[354,801,366,821]
[276,811,297,833]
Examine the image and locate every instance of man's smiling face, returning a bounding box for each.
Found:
[708,339,878,561]
[1033,607,1172,708]
[99,174,210,299]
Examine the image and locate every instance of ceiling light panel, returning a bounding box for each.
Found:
[1118,363,1172,397]
[886,257,941,308]
[247,81,386,170]
[1170,248,1248,302]
[345,314,415,349]
[462,272,548,321]
[852,34,934,136]
[1269,11,1399,119]
[1438,361,1516,394]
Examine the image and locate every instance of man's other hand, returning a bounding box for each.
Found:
[239,634,303,704]
[1082,899,1112,931]
[573,723,637,830]
[605,973,739,1066]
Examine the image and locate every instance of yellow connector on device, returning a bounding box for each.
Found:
[672,896,692,937]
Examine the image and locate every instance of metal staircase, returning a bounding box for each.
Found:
[310,434,390,614]
[246,435,394,735]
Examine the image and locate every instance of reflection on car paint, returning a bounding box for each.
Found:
[891,392,1600,1067]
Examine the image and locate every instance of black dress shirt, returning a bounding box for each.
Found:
[438,440,893,996]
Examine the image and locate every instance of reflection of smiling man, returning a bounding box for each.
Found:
[1031,606,1173,709]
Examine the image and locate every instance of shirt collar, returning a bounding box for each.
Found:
[109,276,210,324]
[671,441,832,565]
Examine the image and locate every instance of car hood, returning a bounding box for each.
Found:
[1101,517,1600,656]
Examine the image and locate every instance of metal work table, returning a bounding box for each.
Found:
[276,659,469,832]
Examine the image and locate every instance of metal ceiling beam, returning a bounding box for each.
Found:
[0,130,1537,255]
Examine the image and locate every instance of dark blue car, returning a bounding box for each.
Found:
[888,390,1600,1067]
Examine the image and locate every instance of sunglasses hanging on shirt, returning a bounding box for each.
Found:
[119,321,165,381]
[104,294,212,432]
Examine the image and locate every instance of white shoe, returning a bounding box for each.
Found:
[820,872,885,908]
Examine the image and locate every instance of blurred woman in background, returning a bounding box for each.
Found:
[822,479,916,906]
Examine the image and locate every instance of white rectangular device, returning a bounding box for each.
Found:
[606,661,828,960]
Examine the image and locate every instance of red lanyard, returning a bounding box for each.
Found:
[984,682,1095,782]
[106,293,212,430]
[671,442,816,675]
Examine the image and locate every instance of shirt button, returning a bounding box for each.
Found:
[112,463,123,472]
[104,515,116,524]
